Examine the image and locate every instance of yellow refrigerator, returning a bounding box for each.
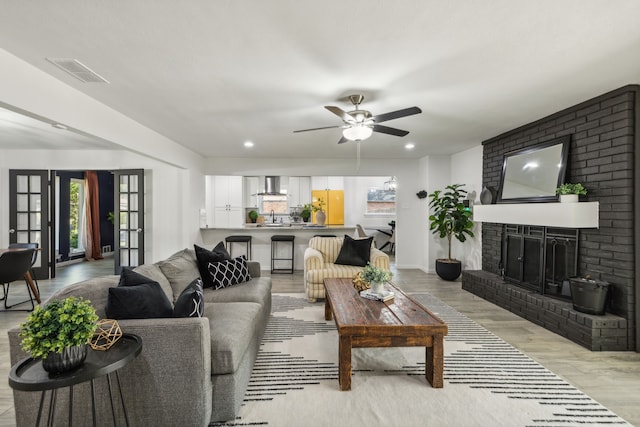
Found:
[311,190,344,225]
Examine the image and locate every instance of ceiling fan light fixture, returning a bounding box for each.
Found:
[342,124,373,141]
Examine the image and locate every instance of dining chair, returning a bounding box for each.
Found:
[0,248,38,311]
[356,224,377,248]
[8,242,39,291]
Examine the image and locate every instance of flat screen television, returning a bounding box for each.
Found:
[497,135,570,203]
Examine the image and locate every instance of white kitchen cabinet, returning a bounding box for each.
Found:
[288,176,311,207]
[244,176,259,208]
[311,176,343,190]
[214,176,243,208]
[213,206,244,228]
[209,176,243,227]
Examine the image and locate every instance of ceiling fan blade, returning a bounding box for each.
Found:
[373,106,422,123]
[372,124,409,137]
[325,106,355,123]
[293,125,341,133]
[337,136,349,144]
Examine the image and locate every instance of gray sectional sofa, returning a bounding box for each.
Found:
[8,248,272,426]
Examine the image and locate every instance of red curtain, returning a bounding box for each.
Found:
[83,171,103,261]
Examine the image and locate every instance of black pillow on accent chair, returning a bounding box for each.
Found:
[194,243,232,288]
[173,278,204,318]
[106,269,174,319]
[207,255,252,290]
[334,234,374,267]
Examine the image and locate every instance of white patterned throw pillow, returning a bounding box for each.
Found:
[207,255,252,290]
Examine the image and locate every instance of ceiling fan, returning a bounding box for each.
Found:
[294,95,422,144]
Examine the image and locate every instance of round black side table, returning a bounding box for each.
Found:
[9,333,143,427]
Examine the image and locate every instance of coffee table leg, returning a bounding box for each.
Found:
[425,334,444,388]
[324,298,332,321]
[339,335,352,391]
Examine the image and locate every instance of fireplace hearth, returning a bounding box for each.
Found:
[502,225,578,301]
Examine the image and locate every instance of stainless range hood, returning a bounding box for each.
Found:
[257,176,287,196]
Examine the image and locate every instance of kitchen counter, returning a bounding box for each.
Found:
[200,225,356,271]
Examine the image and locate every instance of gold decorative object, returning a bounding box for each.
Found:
[89,319,123,351]
[352,272,371,292]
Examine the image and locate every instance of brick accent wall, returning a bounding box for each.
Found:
[477,85,638,351]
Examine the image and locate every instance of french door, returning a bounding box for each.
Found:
[114,169,145,273]
[8,170,51,279]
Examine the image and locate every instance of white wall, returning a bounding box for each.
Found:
[450,145,483,270]
[419,145,483,273]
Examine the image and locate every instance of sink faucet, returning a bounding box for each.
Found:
[270,210,275,223]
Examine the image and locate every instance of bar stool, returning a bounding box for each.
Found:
[271,235,295,274]
[225,235,252,259]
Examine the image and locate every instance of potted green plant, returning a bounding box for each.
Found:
[248,210,259,223]
[360,264,392,294]
[556,183,587,203]
[428,184,475,281]
[20,296,99,373]
[300,204,312,222]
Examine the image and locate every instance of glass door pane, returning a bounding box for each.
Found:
[113,170,144,273]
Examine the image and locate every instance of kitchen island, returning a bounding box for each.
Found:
[200,225,356,271]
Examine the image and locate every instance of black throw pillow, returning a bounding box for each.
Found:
[334,234,373,267]
[106,284,173,319]
[212,241,232,260]
[194,243,231,288]
[207,255,252,290]
[106,270,174,319]
[173,278,204,318]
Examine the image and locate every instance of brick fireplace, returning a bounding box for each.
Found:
[462,85,639,351]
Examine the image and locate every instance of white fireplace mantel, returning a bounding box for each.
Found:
[472,202,599,228]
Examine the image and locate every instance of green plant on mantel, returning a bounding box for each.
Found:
[20,297,98,359]
[556,183,587,196]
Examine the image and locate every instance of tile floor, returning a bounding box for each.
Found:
[1,257,639,426]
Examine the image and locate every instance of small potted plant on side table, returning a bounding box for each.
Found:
[556,183,587,203]
[20,296,99,373]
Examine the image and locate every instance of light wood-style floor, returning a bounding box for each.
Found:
[1,257,639,426]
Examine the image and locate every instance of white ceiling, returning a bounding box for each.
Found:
[1,1,640,160]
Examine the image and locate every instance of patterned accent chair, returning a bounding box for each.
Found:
[303,236,390,302]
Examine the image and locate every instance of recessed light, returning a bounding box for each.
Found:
[244,141,254,148]
[405,143,415,149]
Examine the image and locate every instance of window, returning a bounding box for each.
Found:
[69,178,85,254]
[366,187,396,214]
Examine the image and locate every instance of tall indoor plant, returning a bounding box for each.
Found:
[428,184,475,281]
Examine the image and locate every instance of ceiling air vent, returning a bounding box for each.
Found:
[46,58,110,83]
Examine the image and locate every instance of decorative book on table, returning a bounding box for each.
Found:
[360,289,395,302]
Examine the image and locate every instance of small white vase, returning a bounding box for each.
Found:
[559,194,579,203]
[315,210,326,226]
[370,281,385,294]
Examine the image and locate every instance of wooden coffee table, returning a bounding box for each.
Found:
[324,278,448,391]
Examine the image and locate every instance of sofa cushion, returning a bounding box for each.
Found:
[334,235,373,267]
[194,243,230,289]
[207,256,252,290]
[173,278,204,318]
[205,302,261,374]
[45,275,119,319]
[157,248,201,302]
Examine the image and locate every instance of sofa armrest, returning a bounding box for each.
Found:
[9,317,213,427]
[370,247,391,270]
[304,247,324,273]
[247,261,261,277]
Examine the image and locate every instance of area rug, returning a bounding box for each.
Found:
[211,293,632,427]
